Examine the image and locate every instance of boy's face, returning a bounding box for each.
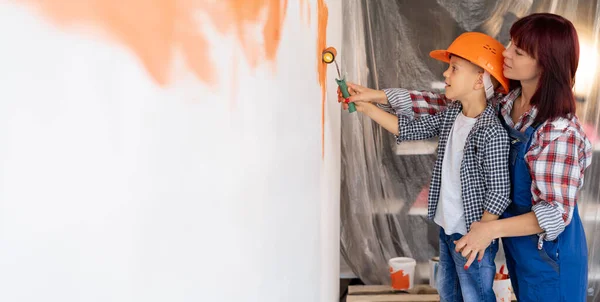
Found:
[442,56,482,100]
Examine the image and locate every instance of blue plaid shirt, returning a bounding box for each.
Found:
[385,90,511,231]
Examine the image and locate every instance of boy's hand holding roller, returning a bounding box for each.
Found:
[322,46,387,113]
[336,82,388,112]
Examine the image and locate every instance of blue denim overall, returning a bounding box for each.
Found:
[499,118,588,301]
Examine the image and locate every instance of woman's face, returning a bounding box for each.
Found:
[502,40,541,83]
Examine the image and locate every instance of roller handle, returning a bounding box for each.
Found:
[336,78,356,113]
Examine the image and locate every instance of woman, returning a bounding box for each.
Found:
[340,13,592,301]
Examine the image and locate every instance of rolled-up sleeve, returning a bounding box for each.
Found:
[532,202,566,242]
[526,122,592,244]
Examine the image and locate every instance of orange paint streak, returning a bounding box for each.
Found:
[300,0,311,25]
[263,0,288,62]
[317,0,329,158]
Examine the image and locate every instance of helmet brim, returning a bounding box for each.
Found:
[429,50,451,63]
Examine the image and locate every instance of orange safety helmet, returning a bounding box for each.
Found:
[430,32,509,94]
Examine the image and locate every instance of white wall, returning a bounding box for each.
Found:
[0,1,341,301]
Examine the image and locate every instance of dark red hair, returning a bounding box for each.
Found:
[510,13,579,123]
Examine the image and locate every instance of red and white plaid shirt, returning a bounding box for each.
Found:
[383,88,593,242]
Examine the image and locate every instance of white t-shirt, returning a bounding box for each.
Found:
[434,112,477,235]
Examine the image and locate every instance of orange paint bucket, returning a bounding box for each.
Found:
[388,257,416,290]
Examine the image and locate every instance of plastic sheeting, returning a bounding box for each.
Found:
[340,1,600,300]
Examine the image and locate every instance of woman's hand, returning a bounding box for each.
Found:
[337,82,388,105]
[454,221,496,269]
[341,99,377,113]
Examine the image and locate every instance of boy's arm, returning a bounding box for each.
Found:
[380,89,506,118]
[362,103,400,135]
[362,102,444,142]
[481,127,512,216]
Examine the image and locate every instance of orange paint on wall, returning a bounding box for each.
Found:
[300,0,312,25]
[17,0,330,157]
[317,0,329,158]
[18,0,293,86]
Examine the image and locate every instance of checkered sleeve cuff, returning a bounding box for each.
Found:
[484,191,511,216]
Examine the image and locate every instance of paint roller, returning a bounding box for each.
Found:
[322,47,356,113]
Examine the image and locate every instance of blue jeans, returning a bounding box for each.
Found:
[437,227,498,302]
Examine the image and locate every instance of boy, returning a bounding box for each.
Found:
[341,32,511,302]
